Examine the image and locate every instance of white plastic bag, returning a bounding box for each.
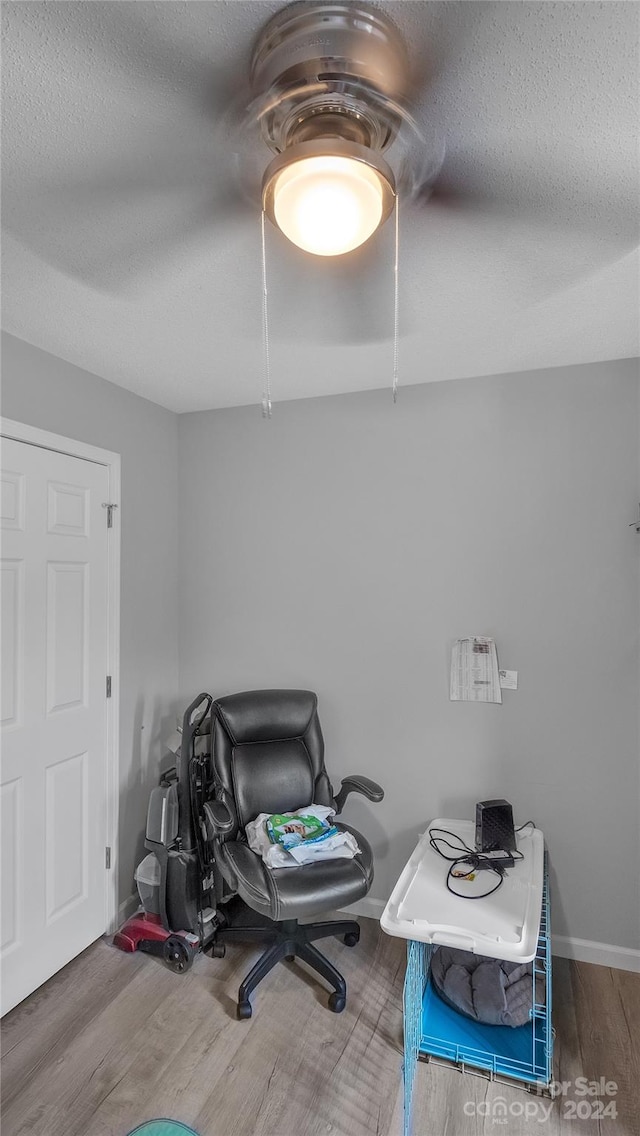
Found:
[246,804,360,869]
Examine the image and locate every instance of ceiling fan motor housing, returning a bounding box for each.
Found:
[251,1,409,154]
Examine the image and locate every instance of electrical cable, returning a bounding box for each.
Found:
[188,738,215,946]
[428,825,527,900]
[188,751,205,945]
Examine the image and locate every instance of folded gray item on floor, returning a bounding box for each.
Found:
[430,946,545,1028]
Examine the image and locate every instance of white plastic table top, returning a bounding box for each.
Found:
[380,818,544,963]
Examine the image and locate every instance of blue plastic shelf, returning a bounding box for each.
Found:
[402,856,552,1136]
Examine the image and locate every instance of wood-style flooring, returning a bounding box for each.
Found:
[1,916,638,1136]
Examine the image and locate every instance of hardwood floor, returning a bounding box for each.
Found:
[1,917,638,1136]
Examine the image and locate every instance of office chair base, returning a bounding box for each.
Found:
[212,905,360,1016]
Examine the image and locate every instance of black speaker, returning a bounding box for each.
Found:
[475,799,516,852]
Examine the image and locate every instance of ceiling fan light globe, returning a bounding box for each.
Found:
[289,175,374,257]
[269,153,393,256]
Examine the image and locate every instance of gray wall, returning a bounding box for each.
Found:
[3,332,638,949]
[178,358,640,949]
[1,331,179,905]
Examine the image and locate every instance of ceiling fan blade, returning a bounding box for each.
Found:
[264,222,409,346]
[2,178,251,295]
[403,177,638,313]
[400,0,638,281]
[411,148,639,312]
[423,155,639,246]
[3,1,252,123]
[2,0,269,293]
[1,105,257,295]
[402,0,492,104]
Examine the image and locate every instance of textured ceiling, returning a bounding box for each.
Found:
[2,1,638,412]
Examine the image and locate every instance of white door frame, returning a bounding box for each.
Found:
[1,417,121,934]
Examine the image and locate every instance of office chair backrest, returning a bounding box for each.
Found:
[210,690,334,839]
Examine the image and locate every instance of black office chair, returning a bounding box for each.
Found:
[204,689,383,1019]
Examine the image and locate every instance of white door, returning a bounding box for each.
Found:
[1,437,110,1015]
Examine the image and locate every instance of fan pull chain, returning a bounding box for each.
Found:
[392,192,400,403]
[260,209,272,419]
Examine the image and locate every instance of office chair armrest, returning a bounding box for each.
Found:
[203,799,234,839]
[334,775,384,815]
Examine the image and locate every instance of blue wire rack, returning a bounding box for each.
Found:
[402,856,552,1136]
[402,940,427,1131]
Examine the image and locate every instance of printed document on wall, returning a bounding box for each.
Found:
[450,637,502,703]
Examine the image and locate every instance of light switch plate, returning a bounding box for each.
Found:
[499,669,518,690]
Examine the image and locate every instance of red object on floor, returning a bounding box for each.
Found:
[113,911,171,952]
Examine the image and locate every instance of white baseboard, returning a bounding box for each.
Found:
[340,898,640,973]
[339,896,386,921]
[115,893,140,930]
[113,891,640,974]
[551,935,640,973]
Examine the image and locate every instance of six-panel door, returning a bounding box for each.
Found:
[1,438,110,1015]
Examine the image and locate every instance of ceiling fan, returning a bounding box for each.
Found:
[239,1,439,257]
[3,0,637,346]
[232,1,439,402]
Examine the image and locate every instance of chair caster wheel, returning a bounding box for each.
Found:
[328,992,346,1013]
[211,941,226,958]
[237,1000,252,1020]
[285,954,295,962]
[344,931,360,947]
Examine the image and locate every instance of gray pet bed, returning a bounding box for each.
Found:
[430,946,544,1028]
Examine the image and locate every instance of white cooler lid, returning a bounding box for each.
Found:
[380,818,544,963]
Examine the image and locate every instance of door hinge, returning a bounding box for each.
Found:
[106,675,112,698]
[102,502,118,528]
[105,846,112,869]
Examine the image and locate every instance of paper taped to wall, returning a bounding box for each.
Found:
[450,637,502,703]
